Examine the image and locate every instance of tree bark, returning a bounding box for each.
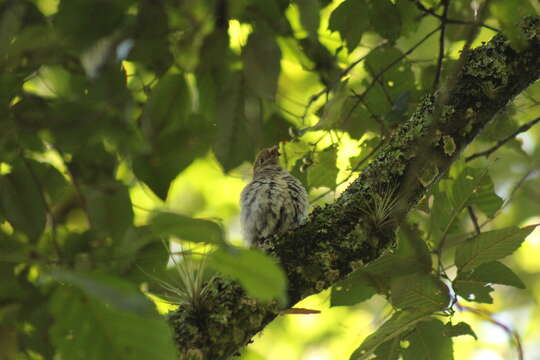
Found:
[168,17,540,360]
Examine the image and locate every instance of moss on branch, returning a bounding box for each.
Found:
[169,17,540,359]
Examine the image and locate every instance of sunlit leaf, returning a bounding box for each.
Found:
[455,226,536,272]
[49,285,176,360]
[331,278,376,307]
[243,29,281,99]
[390,274,450,311]
[308,146,338,189]
[373,337,401,360]
[0,159,47,242]
[149,211,225,246]
[369,0,401,42]
[453,277,494,304]
[350,311,433,360]
[208,248,287,303]
[296,0,320,38]
[328,0,370,51]
[84,182,134,240]
[402,319,453,360]
[444,321,478,340]
[127,0,173,74]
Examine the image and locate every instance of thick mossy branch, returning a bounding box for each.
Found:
[169,17,540,360]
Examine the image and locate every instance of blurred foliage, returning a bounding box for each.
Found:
[1,0,540,359]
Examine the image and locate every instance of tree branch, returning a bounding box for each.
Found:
[465,116,540,161]
[169,17,540,359]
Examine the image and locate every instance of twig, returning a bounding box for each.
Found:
[302,41,388,121]
[466,117,540,161]
[467,206,481,235]
[411,0,500,32]
[345,26,442,124]
[457,303,524,360]
[433,0,450,90]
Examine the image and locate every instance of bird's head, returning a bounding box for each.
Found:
[253,146,281,175]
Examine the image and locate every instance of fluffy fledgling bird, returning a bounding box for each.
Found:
[240,146,309,246]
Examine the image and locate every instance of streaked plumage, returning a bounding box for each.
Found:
[240,146,308,246]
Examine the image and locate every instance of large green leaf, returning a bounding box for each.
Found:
[212,71,255,172]
[459,261,526,289]
[49,278,176,360]
[308,146,338,189]
[455,226,536,272]
[296,0,320,38]
[368,0,401,42]
[54,0,130,51]
[451,167,503,218]
[242,29,281,99]
[390,274,450,311]
[373,337,401,360]
[0,159,47,242]
[444,321,477,340]
[453,276,494,304]
[328,0,370,51]
[127,0,173,74]
[331,278,376,307]
[208,248,287,303]
[430,167,503,245]
[402,319,454,360]
[453,261,525,303]
[84,182,134,240]
[140,74,191,140]
[350,311,433,360]
[149,211,225,246]
[49,270,155,315]
[134,75,211,199]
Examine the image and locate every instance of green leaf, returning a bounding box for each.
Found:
[364,46,415,116]
[402,319,454,360]
[49,286,176,360]
[54,0,129,52]
[345,227,432,294]
[208,248,287,303]
[127,0,173,74]
[350,311,432,360]
[395,0,421,37]
[149,211,225,246]
[390,274,450,311]
[430,167,503,245]
[212,71,255,172]
[455,226,536,272]
[461,261,526,289]
[308,146,338,189]
[328,0,370,51]
[453,261,525,303]
[444,321,478,340]
[331,278,376,307]
[84,182,134,240]
[369,0,401,42]
[296,0,320,38]
[0,159,47,242]
[373,337,401,360]
[140,74,191,140]
[453,276,494,304]
[134,75,211,199]
[49,270,156,316]
[452,167,502,218]
[243,29,281,99]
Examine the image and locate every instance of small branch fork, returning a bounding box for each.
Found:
[466,116,540,161]
[457,303,524,360]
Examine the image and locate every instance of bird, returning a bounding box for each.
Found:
[240,145,309,247]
